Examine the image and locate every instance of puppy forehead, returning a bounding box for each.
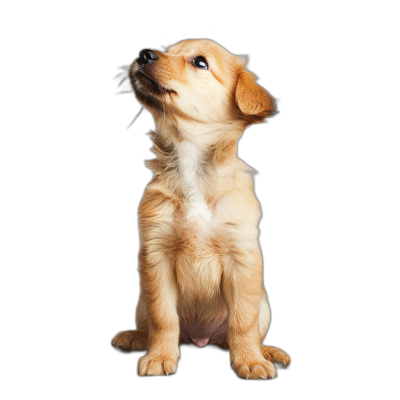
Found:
[167,39,235,63]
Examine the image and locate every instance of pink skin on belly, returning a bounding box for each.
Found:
[179,317,228,347]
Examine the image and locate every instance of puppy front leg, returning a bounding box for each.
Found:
[138,250,180,376]
[222,251,277,380]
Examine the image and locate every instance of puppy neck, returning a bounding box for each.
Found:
[147,114,245,202]
[175,139,211,221]
[154,114,244,165]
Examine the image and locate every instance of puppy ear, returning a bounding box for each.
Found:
[235,69,277,120]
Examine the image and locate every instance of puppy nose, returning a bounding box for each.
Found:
[138,49,159,65]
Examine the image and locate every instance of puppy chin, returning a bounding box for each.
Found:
[133,83,165,111]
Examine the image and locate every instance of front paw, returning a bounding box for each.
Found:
[261,346,291,366]
[233,359,277,380]
[138,354,178,376]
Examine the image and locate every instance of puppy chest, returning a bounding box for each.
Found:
[174,230,224,299]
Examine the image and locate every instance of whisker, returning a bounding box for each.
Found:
[114,71,127,79]
[117,64,129,71]
[126,106,144,131]
[189,107,199,137]
[116,90,133,95]
[117,76,129,87]
[114,65,129,79]
[198,27,215,55]
[114,66,130,92]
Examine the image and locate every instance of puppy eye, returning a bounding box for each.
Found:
[192,56,208,70]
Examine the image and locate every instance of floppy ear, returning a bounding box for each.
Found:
[235,69,277,120]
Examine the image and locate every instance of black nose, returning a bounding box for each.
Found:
[138,49,159,65]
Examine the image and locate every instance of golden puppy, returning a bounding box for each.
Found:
[112,39,290,379]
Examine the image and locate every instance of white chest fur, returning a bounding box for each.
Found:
[176,140,212,224]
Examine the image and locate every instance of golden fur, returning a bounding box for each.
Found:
[112,39,290,379]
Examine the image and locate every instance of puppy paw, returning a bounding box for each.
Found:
[233,359,277,380]
[261,346,290,366]
[111,330,148,351]
[138,354,178,376]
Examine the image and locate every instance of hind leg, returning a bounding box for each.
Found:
[112,293,149,351]
[259,293,290,365]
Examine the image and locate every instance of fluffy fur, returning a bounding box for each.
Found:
[112,39,290,379]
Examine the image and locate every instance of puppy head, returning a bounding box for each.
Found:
[130,39,277,126]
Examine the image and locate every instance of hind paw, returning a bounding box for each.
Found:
[112,330,148,351]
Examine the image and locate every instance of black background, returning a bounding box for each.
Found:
[61,3,335,398]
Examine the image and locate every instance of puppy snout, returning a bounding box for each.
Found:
[138,49,159,65]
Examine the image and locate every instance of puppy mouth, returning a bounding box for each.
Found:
[134,70,177,96]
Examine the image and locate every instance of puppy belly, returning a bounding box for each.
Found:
[179,317,228,347]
